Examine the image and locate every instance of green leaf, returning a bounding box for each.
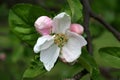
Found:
[23,55,46,79]
[10,34,25,62]
[67,0,83,22]
[9,3,52,47]
[99,47,120,68]
[49,61,84,79]
[79,48,103,80]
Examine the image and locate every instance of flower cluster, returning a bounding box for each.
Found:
[33,12,87,71]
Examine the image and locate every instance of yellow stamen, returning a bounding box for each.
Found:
[54,33,68,48]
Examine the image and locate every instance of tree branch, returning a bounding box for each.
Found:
[81,0,93,54]
[73,0,120,79]
[73,69,89,80]
[90,12,120,41]
[81,0,120,41]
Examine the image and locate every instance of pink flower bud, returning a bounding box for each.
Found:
[0,53,6,61]
[70,24,84,35]
[34,16,53,35]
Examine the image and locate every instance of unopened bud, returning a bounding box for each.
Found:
[34,16,52,35]
[0,53,6,61]
[70,24,84,35]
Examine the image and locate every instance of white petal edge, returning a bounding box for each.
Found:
[52,12,71,34]
[40,44,60,71]
[40,35,55,50]
[60,31,87,62]
[66,31,87,47]
[33,35,54,53]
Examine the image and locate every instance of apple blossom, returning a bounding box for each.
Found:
[33,12,87,71]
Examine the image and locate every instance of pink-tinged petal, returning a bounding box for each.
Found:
[34,16,52,35]
[70,24,84,35]
[38,28,52,35]
[59,55,67,63]
[52,12,71,34]
[33,35,54,53]
[40,44,60,71]
[60,31,87,62]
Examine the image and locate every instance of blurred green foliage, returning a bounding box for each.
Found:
[0,4,8,20]
[0,0,120,80]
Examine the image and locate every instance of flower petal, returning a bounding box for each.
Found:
[52,12,71,34]
[40,44,60,71]
[33,35,54,53]
[40,38,54,50]
[60,31,87,62]
[66,31,87,47]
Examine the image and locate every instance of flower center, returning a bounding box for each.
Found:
[54,33,68,48]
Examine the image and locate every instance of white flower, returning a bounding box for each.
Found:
[33,12,87,71]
